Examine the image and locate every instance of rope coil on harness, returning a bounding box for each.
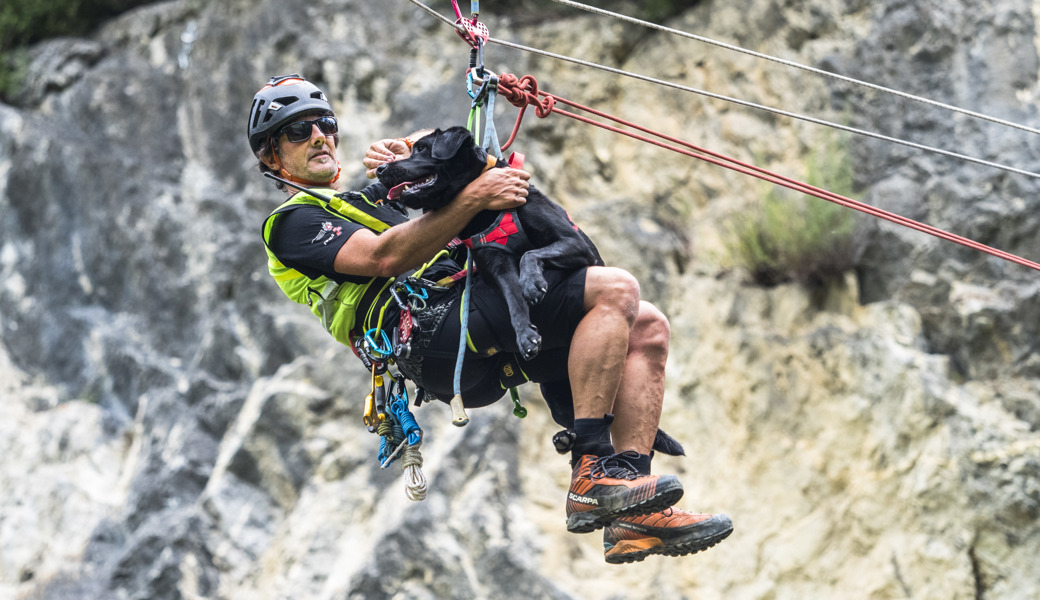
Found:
[377,377,428,500]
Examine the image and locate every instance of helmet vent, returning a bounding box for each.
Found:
[273,96,297,108]
[251,99,265,128]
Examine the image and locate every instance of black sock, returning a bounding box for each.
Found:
[570,414,615,464]
[625,451,653,476]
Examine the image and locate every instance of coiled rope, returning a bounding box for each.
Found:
[378,380,427,501]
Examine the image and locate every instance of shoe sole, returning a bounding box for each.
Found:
[604,515,734,564]
[566,478,684,534]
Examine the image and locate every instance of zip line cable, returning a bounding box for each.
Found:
[398,0,1040,271]
[487,36,1040,181]
[403,0,1040,181]
[548,0,1040,138]
[502,84,1040,272]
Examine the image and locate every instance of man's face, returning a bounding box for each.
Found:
[270,115,339,183]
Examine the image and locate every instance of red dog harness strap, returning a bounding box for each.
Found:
[461,210,530,254]
[457,152,533,254]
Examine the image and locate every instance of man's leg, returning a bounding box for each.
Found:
[570,269,668,455]
[610,301,669,455]
[568,266,640,422]
[587,294,734,565]
[564,267,682,533]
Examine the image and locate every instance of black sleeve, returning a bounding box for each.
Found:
[359,181,389,203]
[267,205,366,280]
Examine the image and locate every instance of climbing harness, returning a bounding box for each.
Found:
[348,0,1040,499]
[263,172,438,500]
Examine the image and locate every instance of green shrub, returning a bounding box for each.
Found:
[0,49,29,102]
[0,0,157,103]
[724,135,859,287]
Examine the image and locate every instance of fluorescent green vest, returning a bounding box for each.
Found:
[261,188,404,346]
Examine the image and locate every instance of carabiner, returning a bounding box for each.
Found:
[364,374,387,430]
[363,328,394,361]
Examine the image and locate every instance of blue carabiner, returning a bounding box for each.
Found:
[364,328,394,361]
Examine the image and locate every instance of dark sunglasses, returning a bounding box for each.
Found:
[278,116,338,143]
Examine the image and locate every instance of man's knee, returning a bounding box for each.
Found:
[585,266,640,323]
[631,301,670,358]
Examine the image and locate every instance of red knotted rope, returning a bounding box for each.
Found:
[494,73,1040,273]
[496,73,554,151]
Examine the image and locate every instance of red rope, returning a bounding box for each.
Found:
[495,73,1040,273]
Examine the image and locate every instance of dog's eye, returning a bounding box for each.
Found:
[413,141,429,153]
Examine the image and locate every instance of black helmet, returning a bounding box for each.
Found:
[247,74,333,154]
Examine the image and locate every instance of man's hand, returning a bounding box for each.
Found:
[364,138,411,179]
[456,167,531,211]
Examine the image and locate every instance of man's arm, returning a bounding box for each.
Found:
[333,167,529,277]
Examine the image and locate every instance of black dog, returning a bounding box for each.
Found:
[377,126,603,360]
[377,127,685,458]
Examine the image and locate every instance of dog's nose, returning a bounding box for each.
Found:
[376,163,388,176]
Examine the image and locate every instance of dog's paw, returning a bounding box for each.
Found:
[522,279,548,305]
[517,325,541,360]
[519,257,548,305]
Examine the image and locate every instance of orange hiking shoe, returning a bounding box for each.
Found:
[566,451,684,534]
[603,507,733,564]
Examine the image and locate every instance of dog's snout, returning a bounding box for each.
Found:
[376,163,389,176]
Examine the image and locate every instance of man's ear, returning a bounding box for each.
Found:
[431,127,473,160]
[259,144,280,170]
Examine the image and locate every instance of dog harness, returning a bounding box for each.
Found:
[461,210,530,255]
[459,151,534,254]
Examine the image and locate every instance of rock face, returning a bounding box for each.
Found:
[2,0,1039,598]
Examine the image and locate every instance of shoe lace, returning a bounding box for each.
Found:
[590,451,642,481]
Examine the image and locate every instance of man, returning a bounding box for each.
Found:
[250,74,732,564]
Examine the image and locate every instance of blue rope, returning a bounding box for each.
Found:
[378,384,423,466]
[453,247,473,397]
[390,393,422,446]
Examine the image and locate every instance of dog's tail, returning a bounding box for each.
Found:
[652,428,685,456]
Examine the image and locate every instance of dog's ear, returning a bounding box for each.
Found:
[431,127,475,160]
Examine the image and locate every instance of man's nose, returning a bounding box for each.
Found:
[310,124,325,143]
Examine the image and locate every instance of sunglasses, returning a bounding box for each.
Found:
[278,116,338,143]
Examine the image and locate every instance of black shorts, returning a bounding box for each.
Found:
[412,267,587,410]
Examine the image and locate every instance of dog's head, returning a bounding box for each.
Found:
[376,126,490,211]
